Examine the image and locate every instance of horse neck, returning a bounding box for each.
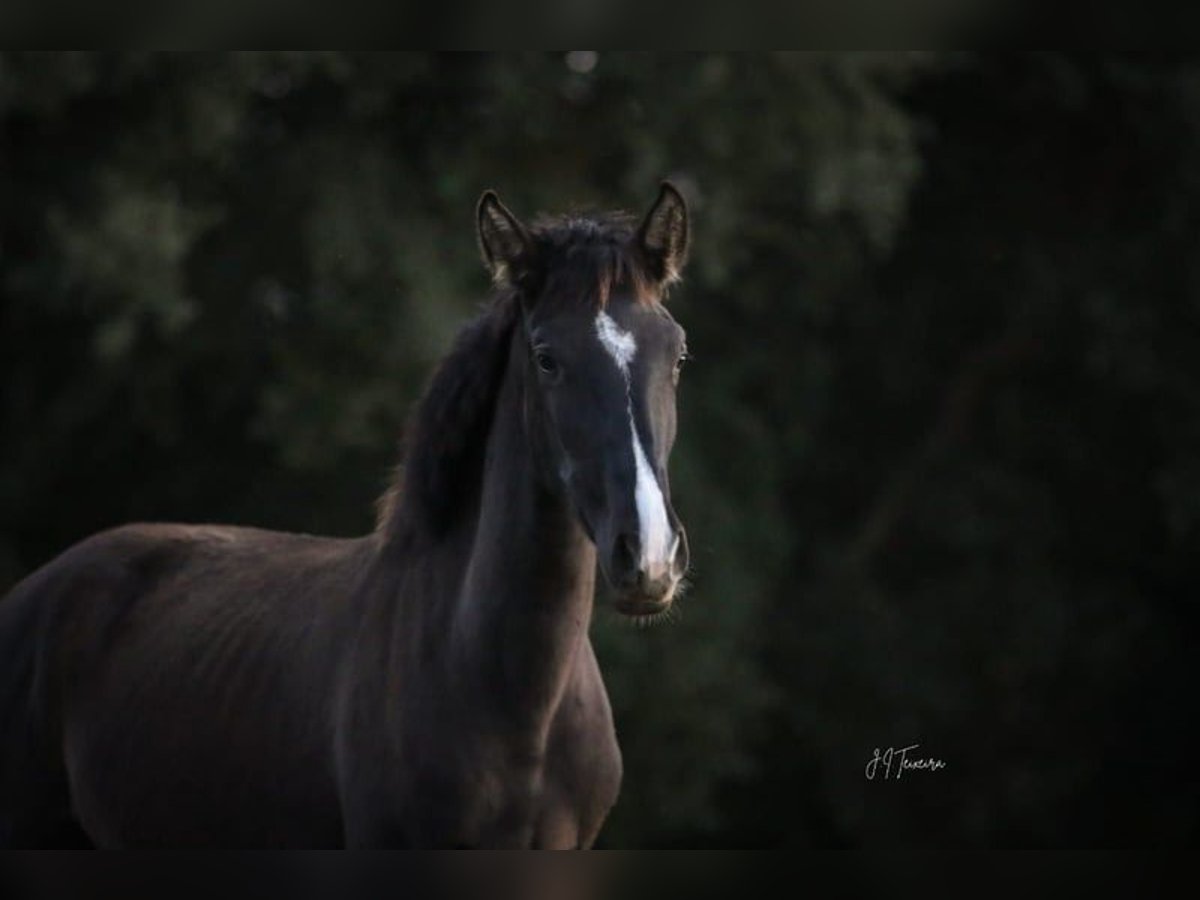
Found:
[446,327,596,730]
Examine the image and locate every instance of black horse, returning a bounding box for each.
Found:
[0,184,692,848]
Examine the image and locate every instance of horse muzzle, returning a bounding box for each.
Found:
[607,528,688,617]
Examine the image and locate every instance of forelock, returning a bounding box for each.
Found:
[529,213,655,309]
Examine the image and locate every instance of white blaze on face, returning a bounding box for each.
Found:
[595,311,674,579]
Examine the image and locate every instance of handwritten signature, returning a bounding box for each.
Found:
[865,744,946,780]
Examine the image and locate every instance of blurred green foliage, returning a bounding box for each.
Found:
[1,53,1196,846]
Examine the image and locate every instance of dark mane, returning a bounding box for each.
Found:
[378,292,520,543]
[378,212,661,543]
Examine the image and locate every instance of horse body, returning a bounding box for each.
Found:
[0,360,618,847]
[7,524,360,846]
[0,185,690,848]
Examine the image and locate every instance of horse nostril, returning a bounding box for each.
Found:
[669,530,688,579]
[614,532,639,579]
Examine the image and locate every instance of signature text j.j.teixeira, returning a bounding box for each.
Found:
[865,744,946,780]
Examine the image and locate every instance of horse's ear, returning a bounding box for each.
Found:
[476,190,533,284]
[637,181,690,286]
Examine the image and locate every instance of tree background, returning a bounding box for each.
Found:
[1,52,1196,846]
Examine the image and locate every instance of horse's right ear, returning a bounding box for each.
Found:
[476,191,533,284]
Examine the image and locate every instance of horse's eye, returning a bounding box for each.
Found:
[674,350,690,374]
[534,349,559,376]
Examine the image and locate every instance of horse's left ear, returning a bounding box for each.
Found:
[477,190,533,285]
[637,181,690,286]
